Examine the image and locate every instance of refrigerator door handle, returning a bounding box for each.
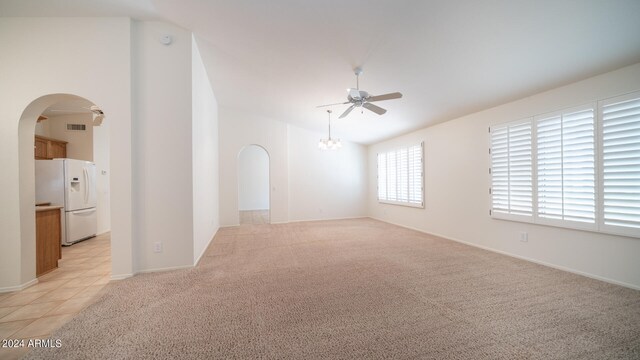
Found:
[83,168,89,204]
[91,167,96,204]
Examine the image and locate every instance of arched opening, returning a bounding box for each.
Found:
[18,93,111,283]
[237,145,270,225]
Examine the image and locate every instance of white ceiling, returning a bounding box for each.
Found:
[3,0,640,144]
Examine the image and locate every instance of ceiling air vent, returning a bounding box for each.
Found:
[66,124,86,131]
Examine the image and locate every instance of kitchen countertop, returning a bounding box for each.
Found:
[35,205,63,212]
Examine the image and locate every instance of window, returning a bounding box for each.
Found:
[600,94,640,235]
[536,105,595,227]
[377,143,423,207]
[490,91,640,238]
[490,119,533,219]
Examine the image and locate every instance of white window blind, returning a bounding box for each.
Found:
[537,107,595,225]
[490,120,533,218]
[490,92,640,238]
[377,154,387,201]
[601,96,640,231]
[377,143,423,207]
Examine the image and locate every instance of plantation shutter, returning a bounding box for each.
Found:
[509,122,534,215]
[398,148,408,201]
[491,120,532,217]
[377,153,387,201]
[408,144,423,205]
[537,115,563,219]
[387,151,397,201]
[491,126,509,213]
[491,94,640,238]
[562,109,595,223]
[601,96,640,230]
[377,143,423,207]
[537,107,595,224]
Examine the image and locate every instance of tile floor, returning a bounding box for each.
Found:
[239,210,270,224]
[0,233,111,359]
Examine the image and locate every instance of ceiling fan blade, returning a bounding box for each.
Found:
[316,101,350,108]
[367,92,403,102]
[363,102,387,115]
[348,88,361,100]
[339,104,356,119]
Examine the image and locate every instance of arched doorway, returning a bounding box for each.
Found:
[18,93,111,283]
[237,145,270,224]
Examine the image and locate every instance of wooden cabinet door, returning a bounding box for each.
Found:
[34,137,49,159]
[36,209,61,276]
[50,141,66,159]
[34,136,67,159]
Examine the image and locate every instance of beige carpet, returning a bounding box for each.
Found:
[25,218,640,359]
[239,210,270,225]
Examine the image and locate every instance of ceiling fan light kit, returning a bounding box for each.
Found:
[316,67,402,150]
[319,110,341,150]
[93,113,104,126]
[317,67,403,119]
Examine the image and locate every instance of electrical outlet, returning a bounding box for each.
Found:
[154,242,163,253]
[519,232,528,242]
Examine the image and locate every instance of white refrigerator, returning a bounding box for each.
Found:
[35,159,97,246]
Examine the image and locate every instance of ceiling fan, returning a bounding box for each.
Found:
[317,67,402,119]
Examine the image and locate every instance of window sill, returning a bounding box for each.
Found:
[490,213,640,239]
[379,200,424,209]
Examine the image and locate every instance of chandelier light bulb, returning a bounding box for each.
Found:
[319,109,341,151]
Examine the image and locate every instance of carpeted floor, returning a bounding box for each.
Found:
[25,218,640,359]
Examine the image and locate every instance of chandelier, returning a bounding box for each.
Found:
[318,109,341,150]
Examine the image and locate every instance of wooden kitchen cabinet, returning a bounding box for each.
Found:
[49,140,67,158]
[34,136,49,159]
[34,135,67,159]
[36,206,62,276]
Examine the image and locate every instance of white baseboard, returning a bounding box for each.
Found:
[287,216,368,224]
[221,216,368,228]
[0,278,39,293]
[194,227,219,266]
[136,264,194,274]
[369,217,640,291]
[110,273,134,281]
[110,265,193,281]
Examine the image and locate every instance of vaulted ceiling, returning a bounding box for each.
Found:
[3,0,640,143]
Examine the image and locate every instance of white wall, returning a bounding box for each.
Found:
[93,117,111,235]
[368,62,640,289]
[219,109,289,225]
[34,119,50,137]
[0,17,133,289]
[132,21,194,272]
[288,126,367,221]
[218,108,368,226]
[47,114,94,161]
[238,145,270,211]
[191,35,219,264]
